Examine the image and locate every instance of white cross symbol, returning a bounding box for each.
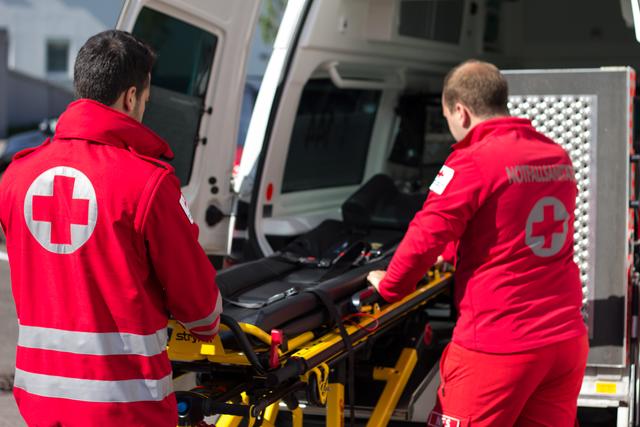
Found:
[24,166,98,254]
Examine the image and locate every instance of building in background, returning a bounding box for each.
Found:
[0,0,283,140]
[0,0,123,137]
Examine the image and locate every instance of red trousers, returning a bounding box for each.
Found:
[428,334,588,427]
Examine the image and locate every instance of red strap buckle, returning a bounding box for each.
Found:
[269,329,284,369]
[423,323,433,346]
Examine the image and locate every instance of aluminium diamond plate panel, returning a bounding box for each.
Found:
[508,95,595,316]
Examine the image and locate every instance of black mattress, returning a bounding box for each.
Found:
[216,174,425,339]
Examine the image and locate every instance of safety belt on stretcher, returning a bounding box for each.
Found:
[224,287,300,309]
[223,241,373,310]
[304,286,357,427]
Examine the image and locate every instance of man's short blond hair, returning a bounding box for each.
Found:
[442,59,509,117]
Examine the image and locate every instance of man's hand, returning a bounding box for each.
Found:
[367,270,386,293]
[434,255,455,273]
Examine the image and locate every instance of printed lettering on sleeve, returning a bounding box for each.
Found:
[430,165,455,195]
[179,194,194,224]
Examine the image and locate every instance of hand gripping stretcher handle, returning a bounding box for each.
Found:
[350,285,381,312]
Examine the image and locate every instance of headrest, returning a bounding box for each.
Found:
[341,174,423,231]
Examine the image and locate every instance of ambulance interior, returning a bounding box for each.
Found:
[238,0,640,260]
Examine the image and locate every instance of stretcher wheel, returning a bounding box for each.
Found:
[176,391,206,426]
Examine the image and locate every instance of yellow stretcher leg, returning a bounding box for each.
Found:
[367,348,418,427]
[217,392,251,427]
[291,407,304,427]
[215,400,302,427]
[327,382,345,427]
[216,414,243,427]
[262,402,279,427]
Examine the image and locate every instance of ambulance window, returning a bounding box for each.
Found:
[132,7,217,185]
[398,0,465,44]
[281,80,381,193]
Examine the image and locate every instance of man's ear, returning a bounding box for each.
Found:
[452,102,469,128]
[122,86,138,114]
[455,102,472,129]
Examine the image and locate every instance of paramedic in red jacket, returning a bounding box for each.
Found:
[0,30,222,426]
[368,60,588,426]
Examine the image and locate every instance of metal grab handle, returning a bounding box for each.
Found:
[325,61,405,90]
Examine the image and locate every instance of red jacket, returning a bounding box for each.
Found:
[379,117,586,353]
[0,99,222,426]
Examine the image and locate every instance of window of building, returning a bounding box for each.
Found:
[46,40,69,73]
[281,79,381,193]
[132,7,218,185]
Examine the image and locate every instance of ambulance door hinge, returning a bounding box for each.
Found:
[631,154,640,163]
[202,106,213,115]
[631,200,640,209]
[632,274,640,340]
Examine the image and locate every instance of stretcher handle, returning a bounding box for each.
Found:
[220,314,267,375]
[351,285,381,312]
[265,357,307,387]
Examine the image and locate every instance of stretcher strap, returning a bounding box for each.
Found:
[318,241,369,281]
[304,288,355,427]
[225,242,368,310]
[223,287,299,309]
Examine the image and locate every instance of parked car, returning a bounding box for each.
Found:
[0,118,56,171]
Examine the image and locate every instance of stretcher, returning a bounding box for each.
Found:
[168,175,454,426]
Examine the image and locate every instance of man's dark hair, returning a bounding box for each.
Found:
[442,59,509,117]
[74,30,156,106]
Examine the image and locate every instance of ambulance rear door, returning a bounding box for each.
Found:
[117,0,261,254]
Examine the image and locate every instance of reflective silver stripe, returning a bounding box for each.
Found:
[14,368,173,403]
[18,325,168,357]
[181,296,222,331]
[191,323,220,337]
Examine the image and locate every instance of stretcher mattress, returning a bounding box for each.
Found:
[216,174,425,339]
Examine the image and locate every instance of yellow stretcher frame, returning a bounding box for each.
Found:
[170,270,452,427]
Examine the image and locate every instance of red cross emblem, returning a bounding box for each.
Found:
[531,205,566,249]
[24,167,97,254]
[525,197,569,257]
[430,165,455,195]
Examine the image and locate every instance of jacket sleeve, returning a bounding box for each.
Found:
[142,172,222,340]
[440,240,458,265]
[377,151,490,302]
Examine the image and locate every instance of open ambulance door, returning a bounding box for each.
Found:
[117,0,261,254]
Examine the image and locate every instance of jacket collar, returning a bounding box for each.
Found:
[452,116,532,150]
[53,99,174,159]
